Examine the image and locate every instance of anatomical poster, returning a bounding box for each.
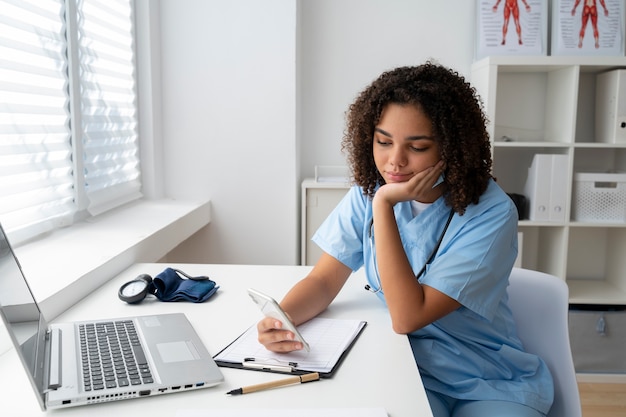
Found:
[551,0,625,56]
[475,0,548,60]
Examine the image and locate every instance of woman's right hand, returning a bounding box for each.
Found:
[256,253,352,352]
[257,316,305,353]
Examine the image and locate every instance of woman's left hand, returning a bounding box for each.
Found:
[376,160,445,205]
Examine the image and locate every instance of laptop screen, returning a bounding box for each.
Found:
[0,224,48,406]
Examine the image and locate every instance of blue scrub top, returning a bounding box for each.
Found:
[312,179,554,414]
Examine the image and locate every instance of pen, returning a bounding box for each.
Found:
[241,362,294,373]
[241,357,298,373]
[226,372,320,395]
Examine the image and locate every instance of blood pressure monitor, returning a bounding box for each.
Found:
[118,274,154,304]
[118,269,213,304]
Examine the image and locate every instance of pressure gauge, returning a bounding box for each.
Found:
[118,274,153,304]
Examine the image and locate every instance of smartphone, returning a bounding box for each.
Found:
[247,288,310,352]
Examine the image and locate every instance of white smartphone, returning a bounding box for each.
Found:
[247,288,310,352]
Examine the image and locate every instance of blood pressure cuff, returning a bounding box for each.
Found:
[151,267,219,303]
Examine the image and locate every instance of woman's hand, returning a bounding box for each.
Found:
[257,316,305,353]
[256,253,352,352]
[376,160,445,206]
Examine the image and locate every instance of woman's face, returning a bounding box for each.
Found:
[373,103,441,185]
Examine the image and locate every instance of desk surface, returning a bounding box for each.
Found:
[0,264,433,416]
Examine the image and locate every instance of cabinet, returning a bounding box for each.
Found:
[301,179,349,265]
[471,56,626,305]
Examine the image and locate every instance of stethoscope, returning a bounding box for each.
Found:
[365,208,454,294]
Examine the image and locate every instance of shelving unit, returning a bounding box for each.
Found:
[471,56,626,305]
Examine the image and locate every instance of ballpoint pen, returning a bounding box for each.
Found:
[241,357,298,373]
[226,372,320,395]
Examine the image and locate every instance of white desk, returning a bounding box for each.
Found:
[0,264,433,416]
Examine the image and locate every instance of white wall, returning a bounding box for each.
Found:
[156,0,477,265]
[298,0,476,180]
[157,0,299,265]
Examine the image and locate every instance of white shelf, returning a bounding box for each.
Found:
[569,279,626,305]
[493,141,571,148]
[471,56,626,304]
[472,55,626,72]
[573,142,626,148]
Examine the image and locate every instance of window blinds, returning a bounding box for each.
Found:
[0,0,75,242]
[76,0,141,216]
[0,0,141,243]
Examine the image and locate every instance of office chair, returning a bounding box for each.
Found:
[507,267,582,417]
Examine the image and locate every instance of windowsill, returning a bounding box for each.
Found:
[12,198,211,321]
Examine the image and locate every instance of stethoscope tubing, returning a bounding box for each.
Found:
[365,209,454,293]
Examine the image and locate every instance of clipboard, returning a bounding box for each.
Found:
[213,317,367,378]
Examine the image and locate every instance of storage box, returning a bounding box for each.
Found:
[569,305,626,373]
[572,173,626,222]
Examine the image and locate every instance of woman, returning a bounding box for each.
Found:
[258,62,554,416]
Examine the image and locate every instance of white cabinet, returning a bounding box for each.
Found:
[301,179,349,265]
[471,56,626,305]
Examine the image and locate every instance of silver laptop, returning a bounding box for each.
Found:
[0,224,224,410]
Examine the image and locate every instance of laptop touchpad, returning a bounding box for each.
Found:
[156,341,200,363]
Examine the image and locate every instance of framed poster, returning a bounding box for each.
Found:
[551,0,625,56]
[475,0,548,61]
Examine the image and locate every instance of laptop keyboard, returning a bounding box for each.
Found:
[79,320,153,391]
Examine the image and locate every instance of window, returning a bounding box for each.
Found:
[0,0,141,245]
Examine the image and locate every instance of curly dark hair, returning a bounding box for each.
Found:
[341,61,492,215]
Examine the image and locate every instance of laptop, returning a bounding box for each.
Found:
[0,224,224,410]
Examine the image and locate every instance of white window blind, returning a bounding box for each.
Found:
[76,0,141,216]
[0,0,141,244]
[0,0,74,242]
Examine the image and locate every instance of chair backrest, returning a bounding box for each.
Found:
[507,267,582,417]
